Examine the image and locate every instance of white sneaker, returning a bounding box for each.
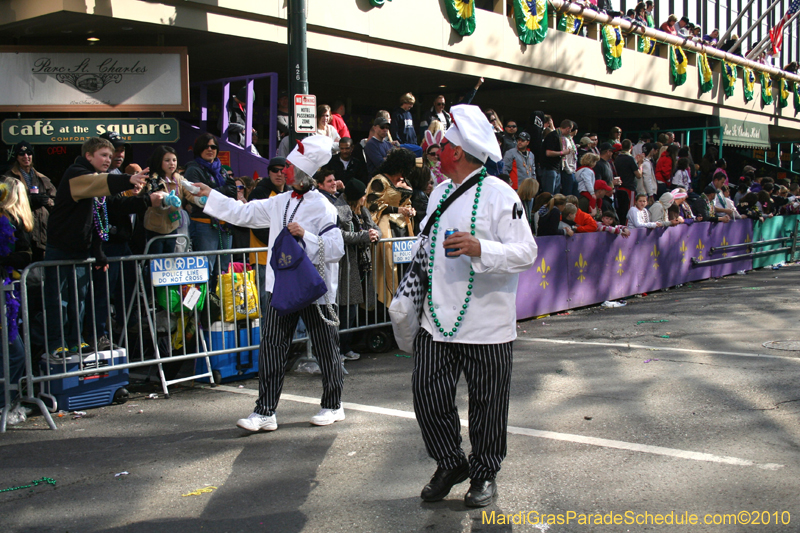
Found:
[236,412,277,432]
[342,350,360,361]
[310,407,345,426]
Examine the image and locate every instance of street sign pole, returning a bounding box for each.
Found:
[288,0,309,146]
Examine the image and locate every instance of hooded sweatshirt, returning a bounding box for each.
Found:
[648,192,677,226]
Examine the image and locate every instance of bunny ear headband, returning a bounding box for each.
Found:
[421,130,446,153]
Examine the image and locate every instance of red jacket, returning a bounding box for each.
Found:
[574,208,598,233]
[330,113,350,139]
[655,153,673,184]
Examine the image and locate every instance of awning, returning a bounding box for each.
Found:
[710,117,771,149]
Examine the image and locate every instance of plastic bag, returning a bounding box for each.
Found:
[156,283,207,313]
[217,269,260,322]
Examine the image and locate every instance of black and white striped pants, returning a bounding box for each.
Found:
[254,293,343,417]
[412,329,513,480]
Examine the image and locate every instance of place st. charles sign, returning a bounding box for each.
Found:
[2,118,180,145]
[0,46,189,112]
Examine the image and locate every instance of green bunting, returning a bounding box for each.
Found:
[794,82,800,112]
[601,25,623,71]
[722,61,737,98]
[669,45,687,86]
[743,67,755,103]
[445,0,476,36]
[761,72,774,106]
[513,0,548,44]
[557,11,582,35]
[779,79,790,109]
[698,52,713,94]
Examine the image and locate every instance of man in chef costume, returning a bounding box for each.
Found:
[412,105,538,507]
[192,135,346,430]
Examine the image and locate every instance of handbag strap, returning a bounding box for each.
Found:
[314,234,340,327]
[419,170,484,237]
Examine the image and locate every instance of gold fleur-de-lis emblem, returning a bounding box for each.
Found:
[575,253,588,283]
[744,234,752,243]
[650,244,660,269]
[696,239,705,261]
[721,237,729,258]
[615,249,626,276]
[680,240,687,264]
[278,252,292,267]
[536,258,550,289]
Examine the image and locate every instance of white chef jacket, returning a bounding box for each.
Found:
[418,169,538,344]
[204,188,345,304]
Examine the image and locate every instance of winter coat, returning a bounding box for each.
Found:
[3,164,56,252]
[334,195,379,306]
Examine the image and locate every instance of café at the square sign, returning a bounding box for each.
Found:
[0,46,189,112]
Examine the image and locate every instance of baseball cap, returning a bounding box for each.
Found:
[99,131,126,149]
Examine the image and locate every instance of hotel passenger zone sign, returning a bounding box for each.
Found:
[294,94,317,133]
[0,46,189,112]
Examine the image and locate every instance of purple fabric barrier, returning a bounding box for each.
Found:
[516,236,570,318]
[516,220,757,321]
[709,220,754,278]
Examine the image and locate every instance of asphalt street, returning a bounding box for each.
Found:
[2,265,800,532]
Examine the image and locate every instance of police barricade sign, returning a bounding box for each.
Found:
[392,239,416,264]
[150,256,209,287]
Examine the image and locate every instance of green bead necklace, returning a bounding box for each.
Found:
[427,169,486,337]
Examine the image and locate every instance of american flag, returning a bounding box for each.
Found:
[770,0,800,55]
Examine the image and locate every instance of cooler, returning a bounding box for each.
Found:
[196,320,259,383]
[40,349,129,411]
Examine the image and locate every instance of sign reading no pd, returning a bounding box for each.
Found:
[294,94,316,133]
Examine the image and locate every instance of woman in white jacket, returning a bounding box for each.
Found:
[627,194,663,229]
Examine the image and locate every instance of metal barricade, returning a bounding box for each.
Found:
[2,229,415,431]
[692,219,800,266]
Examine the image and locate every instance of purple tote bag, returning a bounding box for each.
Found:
[269,227,328,316]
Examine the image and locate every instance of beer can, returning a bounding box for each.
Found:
[444,228,458,257]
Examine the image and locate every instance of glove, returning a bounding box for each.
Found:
[163,190,182,208]
[29,193,53,210]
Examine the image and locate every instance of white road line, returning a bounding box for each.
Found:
[214,385,784,470]
[514,337,800,362]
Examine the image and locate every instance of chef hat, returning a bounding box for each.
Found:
[445,105,502,163]
[287,135,333,177]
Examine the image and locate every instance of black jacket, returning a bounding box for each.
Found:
[326,155,369,186]
[183,160,237,220]
[47,156,135,256]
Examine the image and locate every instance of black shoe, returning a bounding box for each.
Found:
[464,478,497,508]
[420,461,469,502]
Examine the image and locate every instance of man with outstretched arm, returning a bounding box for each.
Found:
[191,136,346,430]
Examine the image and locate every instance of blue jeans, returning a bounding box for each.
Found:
[190,219,232,291]
[561,171,577,197]
[44,245,90,352]
[541,168,561,195]
[1,334,26,409]
[86,242,132,339]
[145,230,177,255]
